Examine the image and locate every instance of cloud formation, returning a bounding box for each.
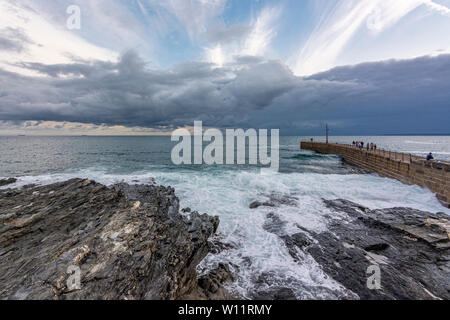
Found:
[292,0,450,75]
[0,27,33,53]
[1,51,449,135]
[2,0,450,77]
[0,0,117,76]
[1,1,450,135]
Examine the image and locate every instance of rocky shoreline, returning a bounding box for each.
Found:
[251,195,450,300]
[0,177,449,300]
[0,178,232,300]
[0,178,17,187]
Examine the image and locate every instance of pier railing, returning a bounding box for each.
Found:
[301,141,450,208]
[303,142,448,165]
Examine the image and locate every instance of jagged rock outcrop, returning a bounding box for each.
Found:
[0,179,220,300]
[249,194,298,209]
[275,199,449,300]
[182,263,235,300]
[0,178,16,187]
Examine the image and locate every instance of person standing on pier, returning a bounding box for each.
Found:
[427,153,434,161]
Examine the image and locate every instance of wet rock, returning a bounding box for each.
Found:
[280,233,312,262]
[198,263,233,293]
[364,243,390,253]
[0,179,222,300]
[262,212,286,234]
[0,178,17,187]
[267,194,299,207]
[241,256,253,268]
[259,198,449,300]
[304,199,450,300]
[251,272,298,300]
[209,234,237,255]
[249,201,275,209]
[253,287,297,300]
[250,194,298,209]
[183,263,235,300]
[262,212,312,262]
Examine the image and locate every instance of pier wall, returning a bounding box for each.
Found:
[301,142,450,208]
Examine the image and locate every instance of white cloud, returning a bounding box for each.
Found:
[242,6,282,56]
[424,0,450,15]
[0,1,117,76]
[206,44,225,67]
[292,0,450,76]
[0,120,172,136]
[205,5,282,66]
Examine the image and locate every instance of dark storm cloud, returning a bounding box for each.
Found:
[1,52,450,134]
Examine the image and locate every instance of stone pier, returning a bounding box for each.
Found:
[301,142,450,208]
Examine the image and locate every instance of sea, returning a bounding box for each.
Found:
[1,135,449,299]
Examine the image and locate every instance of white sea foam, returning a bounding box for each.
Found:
[2,167,449,299]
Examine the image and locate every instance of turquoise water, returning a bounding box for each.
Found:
[1,135,449,299]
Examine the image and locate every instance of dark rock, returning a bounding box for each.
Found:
[280,233,312,262]
[209,234,237,255]
[259,198,449,300]
[0,178,17,187]
[250,194,298,209]
[254,271,275,286]
[183,263,235,300]
[241,256,253,268]
[251,271,298,300]
[262,212,312,262]
[251,272,297,300]
[262,212,286,234]
[266,194,299,207]
[0,179,222,300]
[249,201,275,209]
[364,243,390,252]
[198,263,233,293]
[304,199,450,300]
[253,287,297,300]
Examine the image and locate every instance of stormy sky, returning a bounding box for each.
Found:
[1,0,450,135]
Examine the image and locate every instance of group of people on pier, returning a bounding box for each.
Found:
[352,141,377,151]
[351,141,435,161]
